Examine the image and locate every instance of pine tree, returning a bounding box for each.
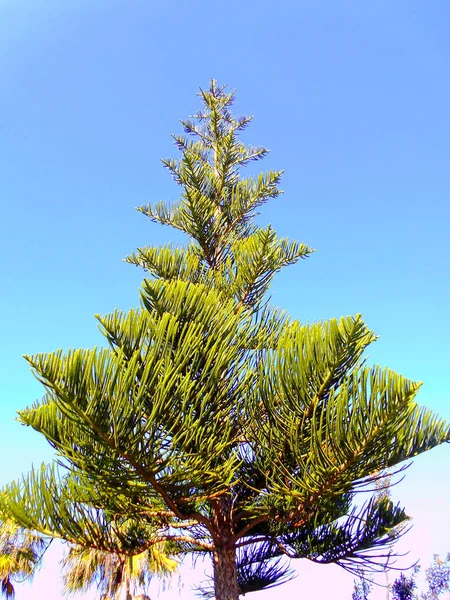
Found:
[1,81,449,600]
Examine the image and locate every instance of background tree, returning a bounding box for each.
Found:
[351,554,450,600]
[1,81,449,600]
[0,518,46,599]
[391,571,418,600]
[422,555,450,600]
[1,514,176,600]
[352,572,372,600]
[61,531,177,600]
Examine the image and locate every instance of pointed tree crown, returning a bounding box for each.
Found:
[1,81,449,600]
[127,79,312,311]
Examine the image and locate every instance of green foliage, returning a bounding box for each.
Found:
[1,81,449,599]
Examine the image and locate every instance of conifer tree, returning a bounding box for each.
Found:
[2,81,449,600]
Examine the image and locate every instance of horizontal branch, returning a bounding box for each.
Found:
[147,534,214,551]
[55,398,213,533]
[232,514,269,543]
[235,535,272,548]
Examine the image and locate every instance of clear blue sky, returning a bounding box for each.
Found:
[1,1,449,599]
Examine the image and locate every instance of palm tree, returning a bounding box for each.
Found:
[0,518,46,599]
[61,530,178,600]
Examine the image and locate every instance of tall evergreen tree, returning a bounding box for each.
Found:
[1,81,449,600]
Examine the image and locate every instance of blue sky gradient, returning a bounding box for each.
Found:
[1,1,449,598]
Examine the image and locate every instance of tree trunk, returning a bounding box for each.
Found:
[385,570,390,600]
[213,546,240,600]
[124,559,132,600]
[115,559,132,600]
[125,577,131,600]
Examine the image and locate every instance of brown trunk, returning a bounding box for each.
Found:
[213,546,240,600]
[124,557,132,600]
